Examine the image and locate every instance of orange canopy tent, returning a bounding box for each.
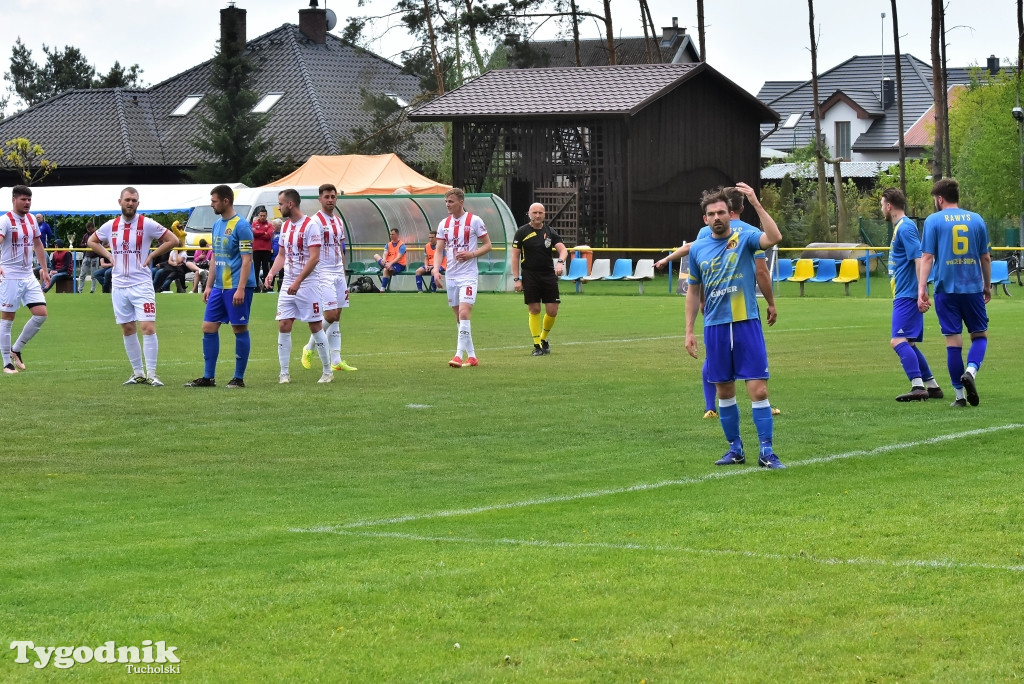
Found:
[263,154,450,195]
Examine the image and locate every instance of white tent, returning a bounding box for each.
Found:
[0,183,248,215]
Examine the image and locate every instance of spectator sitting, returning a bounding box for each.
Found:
[190,239,212,293]
[41,239,73,292]
[415,229,446,292]
[92,255,114,293]
[150,248,171,284]
[156,248,192,292]
[372,228,407,291]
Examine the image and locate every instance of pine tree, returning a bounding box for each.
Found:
[189,37,275,185]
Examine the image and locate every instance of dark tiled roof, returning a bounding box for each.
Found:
[0,24,429,169]
[761,160,897,181]
[410,62,777,121]
[758,54,981,153]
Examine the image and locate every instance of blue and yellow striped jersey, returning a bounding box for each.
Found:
[212,214,257,290]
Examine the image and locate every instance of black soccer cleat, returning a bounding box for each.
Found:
[541,340,551,355]
[950,398,967,408]
[960,372,979,406]
[184,377,216,387]
[927,386,944,399]
[531,345,545,356]
[225,377,246,389]
[895,387,929,402]
[9,350,25,370]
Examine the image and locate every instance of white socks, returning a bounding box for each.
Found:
[457,320,474,358]
[327,321,341,366]
[0,319,12,364]
[311,329,330,371]
[142,333,158,377]
[123,334,144,375]
[13,315,45,352]
[278,332,292,374]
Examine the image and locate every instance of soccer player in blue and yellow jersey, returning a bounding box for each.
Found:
[657,188,778,420]
[918,178,991,408]
[184,185,257,389]
[883,188,944,402]
[685,183,784,469]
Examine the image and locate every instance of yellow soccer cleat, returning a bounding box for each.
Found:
[332,360,358,372]
[300,347,313,370]
[703,410,718,419]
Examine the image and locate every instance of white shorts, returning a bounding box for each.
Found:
[0,277,46,313]
[446,279,478,308]
[276,283,324,322]
[112,283,157,324]
[320,271,350,310]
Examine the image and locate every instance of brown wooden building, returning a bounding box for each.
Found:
[409,62,778,247]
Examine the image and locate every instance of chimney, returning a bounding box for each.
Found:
[881,77,895,110]
[661,17,682,48]
[299,3,328,45]
[220,3,247,54]
[988,54,1000,76]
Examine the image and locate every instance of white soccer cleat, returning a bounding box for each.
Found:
[279,373,291,384]
[123,374,150,385]
[148,375,164,387]
[317,372,334,384]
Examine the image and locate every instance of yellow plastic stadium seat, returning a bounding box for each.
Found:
[787,258,815,296]
[788,259,814,283]
[832,258,860,296]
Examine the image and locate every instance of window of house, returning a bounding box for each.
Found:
[386,93,409,108]
[782,113,802,129]
[170,94,203,116]
[252,92,284,113]
[835,121,852,159]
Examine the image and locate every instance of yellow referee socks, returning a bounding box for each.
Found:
[529,312,542,345]
[540,314,556,341]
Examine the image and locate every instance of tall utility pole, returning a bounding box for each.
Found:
[697,0,706,61]
[891,0,907,197]
[930,0,945,180]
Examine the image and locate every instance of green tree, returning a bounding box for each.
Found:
[342,89,421,156]
[0,137,57,185]
[189,37,276,186]
[948,69,1020,219]
[876,159,933,218]
[5,38,145,108]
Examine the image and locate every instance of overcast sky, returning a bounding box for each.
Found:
[2,0,1017,115]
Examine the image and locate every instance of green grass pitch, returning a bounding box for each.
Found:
[2,280,1023,681]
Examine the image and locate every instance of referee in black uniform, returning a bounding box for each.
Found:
[510,203,570,356]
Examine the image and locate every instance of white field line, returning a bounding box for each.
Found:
[293,528,1024,575]
[328,424,1023,530]
[26,326,867,374]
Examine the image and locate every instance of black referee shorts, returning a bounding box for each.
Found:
[522,269,561,304]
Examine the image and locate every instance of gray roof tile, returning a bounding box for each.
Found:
[410,62,776,121]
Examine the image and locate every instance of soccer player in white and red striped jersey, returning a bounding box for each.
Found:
[300,183,357,374]
[0,185,50,375]
[89,187,178,386]
[264,188,332,384]
[433,187,491,367]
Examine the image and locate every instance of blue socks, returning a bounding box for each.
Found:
[894,341,922,381]
[913,345,933,381]
[702,360,716,412]
[947,346,965,388]
[381,277,390,290]
[203,332,219,379]
[966,337,987,373]
[752,399,774,455]
[415,275,424,291]
[234,331,250,380]
[718,397,741,451]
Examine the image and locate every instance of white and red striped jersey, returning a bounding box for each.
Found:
[0,212,40,279]
[437,211,487,281]
[314,210,346,274]
[96,214,170,288]
[279,214,323,289]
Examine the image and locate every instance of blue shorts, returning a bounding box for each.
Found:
[934,292,988,336]
[379,261,406,274]
[891,297,924,341]
[703,319,770,384]
[204,287,255,326]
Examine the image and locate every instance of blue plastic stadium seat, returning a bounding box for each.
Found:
[991,259,1010,295]
[560,257,589,282]
[605,258,632,281]
[774,258,794,281]
[809,259,838,282]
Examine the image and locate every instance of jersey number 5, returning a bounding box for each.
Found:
[952,225,969,255]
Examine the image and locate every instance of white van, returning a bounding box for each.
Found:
[182,186,325,247]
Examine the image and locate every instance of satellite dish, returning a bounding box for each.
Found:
[325,8,338,31]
